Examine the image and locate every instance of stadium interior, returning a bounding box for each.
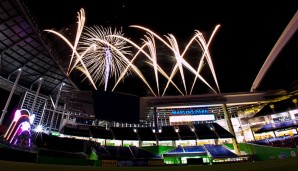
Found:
[0,0,298,168]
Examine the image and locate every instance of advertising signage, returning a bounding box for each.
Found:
[169,115,215,123]
[171,108,209,115]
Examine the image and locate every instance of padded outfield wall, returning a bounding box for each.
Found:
[226,143,298,161]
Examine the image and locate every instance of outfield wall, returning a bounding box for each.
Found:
[226,143,298,161]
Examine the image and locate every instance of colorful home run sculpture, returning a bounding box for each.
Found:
[3,109,35,149]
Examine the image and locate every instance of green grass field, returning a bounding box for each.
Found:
[1,157,298,171]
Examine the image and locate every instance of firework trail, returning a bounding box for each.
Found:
[45,8,221,96]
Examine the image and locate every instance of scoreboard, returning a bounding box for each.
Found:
[169,107,215,125]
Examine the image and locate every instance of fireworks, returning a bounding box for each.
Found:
[45,8,221,97]
[77,25,132,91]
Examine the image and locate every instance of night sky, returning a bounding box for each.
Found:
[24,0,298,96]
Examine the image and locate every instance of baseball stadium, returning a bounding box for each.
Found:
[0,0,298,170]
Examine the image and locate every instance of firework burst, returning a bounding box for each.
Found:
[77,26,132,91]
[45,8,222,96]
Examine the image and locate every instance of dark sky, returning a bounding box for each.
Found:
[24,0,298,97]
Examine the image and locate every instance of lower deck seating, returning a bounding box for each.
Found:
[163,145,208,157]
[204,144,238,158]
[130,146,161,159]
[103,146,134,159]
[251,135,297,148]
[184,145,206,153]
[96,145,161,159]
[32,134,92,159]
[38,148,88,159]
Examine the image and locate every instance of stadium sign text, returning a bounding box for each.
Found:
[171,108,208,115]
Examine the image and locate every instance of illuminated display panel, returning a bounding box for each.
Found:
[169,114,215,123]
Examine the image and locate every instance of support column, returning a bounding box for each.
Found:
[153,107,159,133]
[0,53,3,76]
[49,82,64,133]
[222,103,240,155]
[30,78,43,119]
[172,140,176,146]
[153,107,160,146]
[272,131,277,138]
[293,98,297,109]
[38,93,49,126]
[0,68,22,125]
[59,103,67,132]
[249,127,256,141]
[139,140,143,147]
[289,99,296,120]
[237,117,246,142]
